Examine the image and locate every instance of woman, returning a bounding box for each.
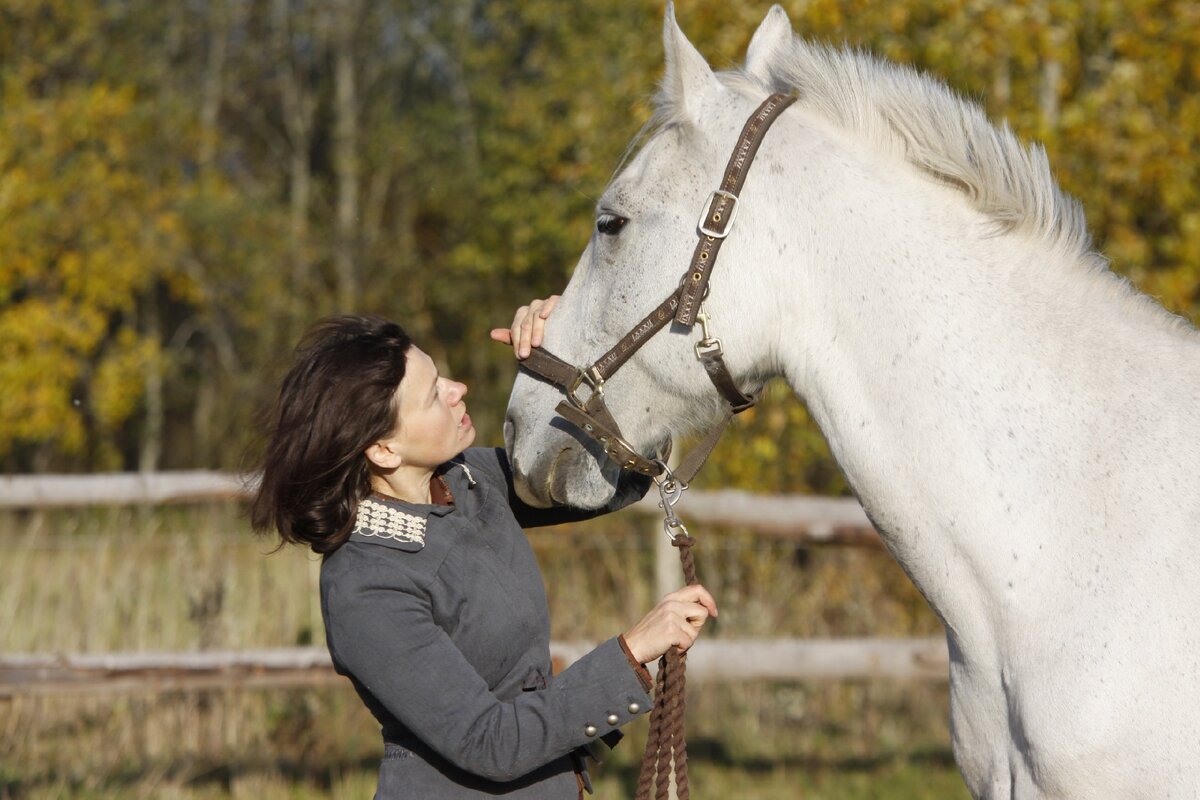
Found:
[250,298,717,799]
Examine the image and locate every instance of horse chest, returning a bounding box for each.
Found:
[949,613,1200,799]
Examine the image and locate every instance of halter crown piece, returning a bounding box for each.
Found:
[502,93,795,800]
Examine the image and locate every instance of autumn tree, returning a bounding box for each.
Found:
[1,0,1195,482]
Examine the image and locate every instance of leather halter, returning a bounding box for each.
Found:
[517,93,795,483]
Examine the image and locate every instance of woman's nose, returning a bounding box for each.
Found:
[449,380,468,403]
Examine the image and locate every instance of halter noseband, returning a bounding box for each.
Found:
[515,93,796,485]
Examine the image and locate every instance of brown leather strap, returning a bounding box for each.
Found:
[523,346,742,482]
[518,346,582,389]
[672,411,735,485]
[554,400,662,475]
[675,93,796,326]
[698,348,756,412]
[591,293,680,382]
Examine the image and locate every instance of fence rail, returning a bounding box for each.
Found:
[0,472,915,698]
[0,471,881,546]
[0,638,948,698]
[0,471,246,507]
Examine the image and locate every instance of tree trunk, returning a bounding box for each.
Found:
[140,290,163,473]
[331,0,361,312]
[199,0,231,167]
[273,0,317,336]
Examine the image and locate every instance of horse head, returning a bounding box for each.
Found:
[504,5,800,508]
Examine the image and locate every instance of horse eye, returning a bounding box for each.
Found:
[596,213,628,236]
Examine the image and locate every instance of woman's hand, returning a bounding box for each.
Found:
[622,584,719,664]
[489,295,560,359]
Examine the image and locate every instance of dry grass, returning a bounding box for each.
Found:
[0,505,965,799]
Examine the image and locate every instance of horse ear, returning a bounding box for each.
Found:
[661,2,720,122]
[744,4,793,84]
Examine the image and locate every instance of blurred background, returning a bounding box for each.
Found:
[1,0,1197,797]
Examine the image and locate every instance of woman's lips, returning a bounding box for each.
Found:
[460,412,472,429]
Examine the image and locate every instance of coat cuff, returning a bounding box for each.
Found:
[617,634,653,693]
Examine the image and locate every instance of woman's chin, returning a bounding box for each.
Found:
[459,424,477,448]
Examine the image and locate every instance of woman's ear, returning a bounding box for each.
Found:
[365,439,403,470]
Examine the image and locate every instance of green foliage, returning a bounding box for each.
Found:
[1,0,1196,474]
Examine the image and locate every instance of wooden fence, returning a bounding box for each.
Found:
[0,472,940,698]
[0,471,880,547]
[0,639,948,698]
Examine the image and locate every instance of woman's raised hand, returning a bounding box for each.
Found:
[622,584,719,664]
[489,295,561,359]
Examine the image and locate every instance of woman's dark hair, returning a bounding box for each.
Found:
[250,315,412,554]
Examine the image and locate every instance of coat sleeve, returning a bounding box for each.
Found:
[323,576,653,783]
[463,447,652,529]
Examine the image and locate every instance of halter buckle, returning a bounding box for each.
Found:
[567,367,604,409]
[697,190,739,239]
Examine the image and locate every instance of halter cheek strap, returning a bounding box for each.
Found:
[507,92,796,484]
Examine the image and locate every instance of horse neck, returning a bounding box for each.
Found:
[765,150,1200,650]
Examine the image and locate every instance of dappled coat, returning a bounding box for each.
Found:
[320,447,653,799]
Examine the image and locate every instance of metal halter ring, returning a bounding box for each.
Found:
[652,460,688,505]
[662,516,691,543]
[567,367,604,409]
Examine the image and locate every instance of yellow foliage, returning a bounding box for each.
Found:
[0,79,187,457]
[0,0,1195,474]
[92,331,161,431]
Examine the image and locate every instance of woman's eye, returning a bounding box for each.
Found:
[596,213,628,236]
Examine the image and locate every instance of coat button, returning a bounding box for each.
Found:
[628,703,641,714]
[606,713,619,725]
[584,725,598,737]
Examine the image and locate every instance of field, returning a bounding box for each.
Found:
[0,504,967,799]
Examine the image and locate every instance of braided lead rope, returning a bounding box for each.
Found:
[635,533,698,800]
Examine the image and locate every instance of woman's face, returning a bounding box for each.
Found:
[386,347,475,469]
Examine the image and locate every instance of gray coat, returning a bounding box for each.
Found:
[320,447,654,799]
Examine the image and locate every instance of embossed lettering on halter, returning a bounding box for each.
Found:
[516,93,796,483]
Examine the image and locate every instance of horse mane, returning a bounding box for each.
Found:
[641,35,1197,335]
[762,40,1107,267]
[648,37,1104,272]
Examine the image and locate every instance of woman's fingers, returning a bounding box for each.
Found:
[528,295,558,351]
[518,301,539,357]
[666,584,719,618]
[671,619,701,652]
[492,296,561,359]
[622,584,718,663]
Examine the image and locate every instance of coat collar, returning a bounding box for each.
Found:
[348,457,482,553]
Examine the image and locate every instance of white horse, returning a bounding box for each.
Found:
[504,5,1200,798]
